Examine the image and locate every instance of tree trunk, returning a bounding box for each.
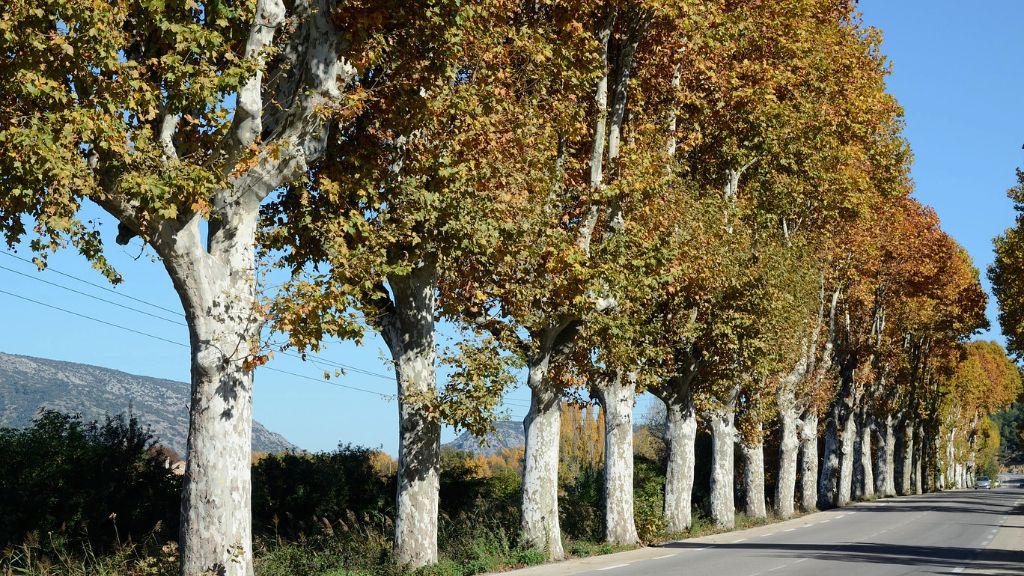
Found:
[852,417,865,501]
[818,405,841,509]
[521,354,564,560]
[874,414,896,497]
[776,345,811,519]
[799,411,819,512]
[740,426,767,520]
[179,307,257,576]
[708,391,738,528]
[776,404,800,518]
[837,410,856,506]
[381,262,440,569]
[594,373,640,546]
[945,429,956,489]
[913,423,924,494]
[153,202,265,576]
[659,386,697,532]
[857,412,874,499]
[896,419,913,495]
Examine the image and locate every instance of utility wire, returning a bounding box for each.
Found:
[0,287,529,411]
[1,249,183,316]
[0,254,397,381]
[0,264,185,326]
[0,286,399,398]
[0,288,190,348]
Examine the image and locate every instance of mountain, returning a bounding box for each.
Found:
[443,420,525,455]
[0,352,297,455]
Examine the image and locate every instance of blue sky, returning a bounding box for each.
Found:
[0,2,1020,454]
[858,0,1024,342]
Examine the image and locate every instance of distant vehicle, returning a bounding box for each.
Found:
[976,477,992,489]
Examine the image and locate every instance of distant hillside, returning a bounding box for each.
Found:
[444,420,525,455]
[0,352,296,455]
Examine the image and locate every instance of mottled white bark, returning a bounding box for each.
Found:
[913,424,924,494]
[587,10,614,192]
[595,373,640,545]
[945,429,957,489]
[775,349,809,519]
[658,385,697,532]
[708,391,738,528]
[160,2,342,571]
[856,414,874,500]
[740,426,767,520]
[852,424,864,500]
[380,261,440,569]
[874,414,896,497]
[177,250,258,576]
[799,411,819,512]
[837,412,856,506]
[818,409,841,509]
[897,420,914,495]
[521,354,564,560]
[776,404,800,518]
[152,174,304,576]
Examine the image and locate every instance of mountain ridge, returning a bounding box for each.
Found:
[0,351,297,455]
[443,420,525,455]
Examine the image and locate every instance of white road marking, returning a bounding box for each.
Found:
[784,528,796,532]
[794,558,809,564]
[653,554,677,560]
[597,564,630,571]
[952,567,965,574]
[734,538,748,543]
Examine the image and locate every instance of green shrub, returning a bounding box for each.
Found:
[252,445,390,540]
[633,457,666,543]
[0,411,180,552]
[559,465,603,541]
[512,548,547,567]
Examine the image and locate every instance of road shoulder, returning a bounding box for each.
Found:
[487,500,885,576]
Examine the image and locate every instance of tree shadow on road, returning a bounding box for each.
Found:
[661,541,1024,573]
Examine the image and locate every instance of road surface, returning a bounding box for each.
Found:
[502,477,1024,576]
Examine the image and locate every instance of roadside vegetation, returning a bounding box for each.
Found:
[4,0,1024,575]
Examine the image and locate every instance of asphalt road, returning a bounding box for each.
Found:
[503,476,1024,576]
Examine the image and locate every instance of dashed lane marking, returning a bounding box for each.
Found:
[653,554,677,560]
[597,564,630,571]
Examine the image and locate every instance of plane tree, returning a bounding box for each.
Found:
[261,0,595,566]
[0,1,347,573]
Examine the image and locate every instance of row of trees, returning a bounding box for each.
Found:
[2,0,1019,574]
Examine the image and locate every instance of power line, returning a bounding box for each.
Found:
[0,286,398,398]
[0,265,526,407]
[0,287,521,408]
[0,288,190,348]
[263,366,394,398]
[0,264,185,326]
[0,250,397,381]
[1,249,183,316]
